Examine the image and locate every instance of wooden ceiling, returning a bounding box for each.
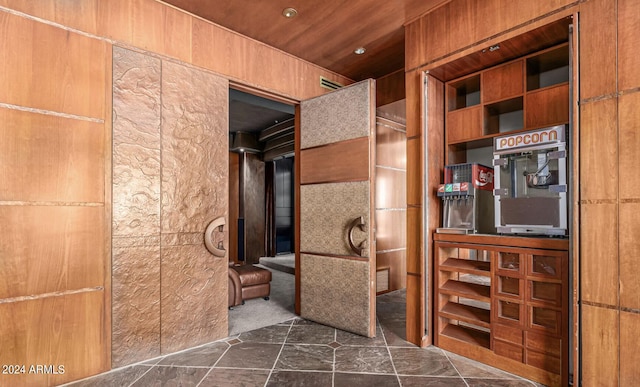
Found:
[161,0,450,81]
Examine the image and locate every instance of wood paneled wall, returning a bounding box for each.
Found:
[405,0,640,384]
[579,0,640,384]
[0,0,352,101]
[0,9,111,387]
[0,0,354,385]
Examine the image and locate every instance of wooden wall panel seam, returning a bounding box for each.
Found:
[0,287,103,304]
[0,103,105,123]
[579,199,617,204]
[0,201,104,206]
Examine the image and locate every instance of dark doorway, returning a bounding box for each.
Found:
[274,157,294,254]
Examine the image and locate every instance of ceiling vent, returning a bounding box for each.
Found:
[320,76,343,91]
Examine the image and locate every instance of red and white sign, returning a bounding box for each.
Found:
[495,126,565,151]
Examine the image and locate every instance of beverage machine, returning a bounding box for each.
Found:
[492,125,568,236]
[437,163,495,234]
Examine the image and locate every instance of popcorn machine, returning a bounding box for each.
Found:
[492,125,568,236]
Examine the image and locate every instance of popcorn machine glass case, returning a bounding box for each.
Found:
[493,125,568,236]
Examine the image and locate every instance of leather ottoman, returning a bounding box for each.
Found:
[228,264,272,308]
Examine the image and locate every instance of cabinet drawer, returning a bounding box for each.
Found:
[528,280,562,307]
[493,323,523,345]
[525,348,561,375]
[528,253,564,280]
[496,275,522,298]
[526,331,561,357]
[494,339,524,362]
[495,251,523,275]
[529,305,562,335]
[494,299,524,327]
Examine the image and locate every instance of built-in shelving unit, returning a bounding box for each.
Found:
[445,43,570,165]
[434,30,572,387]
[435,234,569,387]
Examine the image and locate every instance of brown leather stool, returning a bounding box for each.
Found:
[228,264,272,308]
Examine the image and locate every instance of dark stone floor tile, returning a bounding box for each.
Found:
[286,321,336,345]
[390,347,458,376]
[466,378,539,386]
[199,368,270,387]
[266,370,333,387]
[399,375,468,386]
[377,289,407,304]
[277,318,298,326]
[336,325,386,347]
[66,365,152,386]
[157,341,229,367]
[334,372,400,387]
[381,323,414,347]
[335,346,395,374]
[130,365,209,386]
[446,352,518,379]
[142,357,164,366]
[215,342,282,369]
[237,324,291,344]
[276,344,335,371]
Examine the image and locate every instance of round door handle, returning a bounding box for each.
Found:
[347,216,367,257]
[204,217,226,257]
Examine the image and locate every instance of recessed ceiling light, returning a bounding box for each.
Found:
[354,47,366,55]
[282,7,297,18]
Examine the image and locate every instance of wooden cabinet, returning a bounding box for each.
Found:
[445,43,569,148]
[435,234,569,387]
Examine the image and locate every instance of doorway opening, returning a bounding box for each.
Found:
[227,87,296,335]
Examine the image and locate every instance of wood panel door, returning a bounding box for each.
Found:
[297,80,377,337]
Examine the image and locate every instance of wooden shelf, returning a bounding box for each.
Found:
[441,323,491,349]
[440,279,491,302]
[444,42,570,161]
[440,301,491,329]
[440,258,491,276]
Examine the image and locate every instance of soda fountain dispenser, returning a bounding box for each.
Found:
[437,163,495,234]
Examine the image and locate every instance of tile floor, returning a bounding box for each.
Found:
[64,290,543,386]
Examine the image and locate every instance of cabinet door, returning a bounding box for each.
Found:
[482,60,524,104]
[525,84,569,128]
[446,105,483,142]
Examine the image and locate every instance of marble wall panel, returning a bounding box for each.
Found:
[300,181,370,257]
[160,59,228,234]
[112,46,162,237]
[244,153,265,264]
[111,242,161,367]
[301,80,373,149]
[161,244,228,353]
[300,254,371,337]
